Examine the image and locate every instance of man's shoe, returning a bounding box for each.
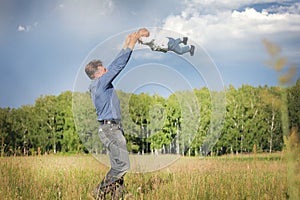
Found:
[112,179,125,199]
[93,184,105,200]
[93,176,125,199]
[190,45,195,56]
[183,37,188,45]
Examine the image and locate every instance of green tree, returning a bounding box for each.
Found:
[128,93,152,154]
[10,105,36,155]
[223,85,242,154]
[288,79,300,130]
[174,91,200,156]
[0,108,11,156]
[57,91,80,153]
[118,90,140,153]
[147,94,169,154]
[260,86,283,152]
[193,88,211,155]
[35,95,61,153]
[165,93,181,154]
[72,92,100,154]
[238,85,264,152]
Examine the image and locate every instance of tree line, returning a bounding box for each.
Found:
[1,79,299,156]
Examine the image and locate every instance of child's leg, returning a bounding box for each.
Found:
[173,46,191,55]
[174,38,182,45]
[167,39,188,54]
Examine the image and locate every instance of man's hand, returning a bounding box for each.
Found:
[123,28,149,50]
[123,34,131,49]
[123,32,141,50]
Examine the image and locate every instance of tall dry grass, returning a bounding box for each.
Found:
[0,154,289,200]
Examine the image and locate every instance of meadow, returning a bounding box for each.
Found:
[0,153,291,200]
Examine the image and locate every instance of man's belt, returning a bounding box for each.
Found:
[99,119,120,125]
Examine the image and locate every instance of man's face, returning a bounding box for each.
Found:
[97,65,107,76]
[93,66,107,79]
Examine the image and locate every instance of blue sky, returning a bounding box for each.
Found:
[1,0,300,108]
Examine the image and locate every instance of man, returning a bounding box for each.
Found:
[85,29,148,199]
[137,28,195,56]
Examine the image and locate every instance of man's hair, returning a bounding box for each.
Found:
[85,59,102,79]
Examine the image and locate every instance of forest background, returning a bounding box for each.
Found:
[1,78,299,157]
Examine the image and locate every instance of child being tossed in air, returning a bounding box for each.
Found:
[137,28,195,56]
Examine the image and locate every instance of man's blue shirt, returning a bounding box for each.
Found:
[89,48,132,121]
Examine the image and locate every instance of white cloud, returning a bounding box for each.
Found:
[162,0,300,65]
[17,25,30,32]
[183,0,290,12]
[17,25,26,32]
[265,2,300,14]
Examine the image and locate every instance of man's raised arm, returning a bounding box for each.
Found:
[123,32,140,50]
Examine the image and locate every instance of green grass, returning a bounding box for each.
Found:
[0,153,292,200]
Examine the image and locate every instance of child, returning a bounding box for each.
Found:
[137,28,195,56]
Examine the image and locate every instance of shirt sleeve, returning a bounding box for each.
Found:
[99,48,132,88]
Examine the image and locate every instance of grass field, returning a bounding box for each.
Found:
[0,153,294,200]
